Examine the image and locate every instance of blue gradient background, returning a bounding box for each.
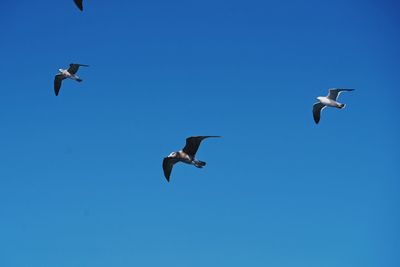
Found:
[0,0,399,266]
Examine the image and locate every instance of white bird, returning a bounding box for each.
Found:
[54,63,89,96]
[74,0,83,11]
[313,88,355,124]
[163,136,221,182]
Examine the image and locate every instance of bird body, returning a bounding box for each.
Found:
[167,150,205,167]
[57,68,82,81]
[316,96,345,108]
[54,63,89,96]
[169,151,192,164]
[313,88,354,124]
[163,136,221,182]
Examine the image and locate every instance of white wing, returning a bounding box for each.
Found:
[327,88,354,101]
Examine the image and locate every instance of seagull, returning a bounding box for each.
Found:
[163,136,221,182]
[54,63,89,96]
[313,88,355,124]
[74,0,83,11]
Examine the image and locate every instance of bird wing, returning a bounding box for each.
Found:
[327,88,355,101]
[313,102,326,124]
[74,0,83,11]
[54,74,65,96]
[67,63,89,75]
[163,157,179,182]
[182,136,221,157]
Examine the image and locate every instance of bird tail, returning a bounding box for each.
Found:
[194,160,206,168]
[338,103,345,109]
[76,78,83,82]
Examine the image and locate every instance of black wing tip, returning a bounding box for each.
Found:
[70,63,89,67]
[313,114,320,124]
[54,85,60,96]
[330,88,355,91]
[188,135,222,139]
[164,170,171,182]
[74,0,83,11]
[54,78,61,96]
[312,105,321,124]
[163,157,171,182]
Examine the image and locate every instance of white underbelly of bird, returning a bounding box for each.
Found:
[318,97,343,108]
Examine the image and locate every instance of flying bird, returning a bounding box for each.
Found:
[313,88,355,124]
[74,0,83,11]
[54,63,89,96]
[163,136,221,182]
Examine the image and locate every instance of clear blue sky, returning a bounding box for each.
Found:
[0,0,399,266]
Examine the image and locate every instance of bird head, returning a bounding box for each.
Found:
[58,68,64,73]
[168,152,177,158]
[316,96,322,101]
